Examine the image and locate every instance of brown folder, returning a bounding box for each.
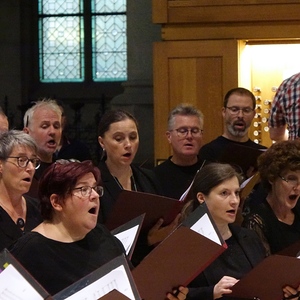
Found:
[218,143,266,176]
[276,239,300,257]
[229,255,300,300]
[105,190,184,232]
[99,289,130,300]
[132,226,226,300]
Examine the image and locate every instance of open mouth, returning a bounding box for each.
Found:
[289,194,298,201]
[226,209,236,214]
[47,139,56,147]
[88,207,97,214]
[23,177,31,183]
[123,153,131,157]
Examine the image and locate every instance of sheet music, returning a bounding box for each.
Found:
[190,213,221,245]
[114,225,139,255]
[64,265,135,300]
[0,264,43,300]
[179,160,206,201]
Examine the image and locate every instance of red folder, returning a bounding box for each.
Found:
[105,190,184,232]
[229,255,300,300]
[132,226,226,300]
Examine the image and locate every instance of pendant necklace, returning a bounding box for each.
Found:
[0,199,26,229]
[113,174,137,191]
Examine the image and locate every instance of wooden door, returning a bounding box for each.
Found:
[153,39,239,164]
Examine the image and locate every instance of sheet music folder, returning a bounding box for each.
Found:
[111,214,145,260]
[105,190,184,232]
[132,204,227,300]
[228,255,300,300]
[53,254,141,300]
[218,143,265,176]
[0,249,50,300]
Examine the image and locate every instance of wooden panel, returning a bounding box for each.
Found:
[161,24,300,41]
[168,4,300,23]
[153,40,238,163]
[152,0,168,23]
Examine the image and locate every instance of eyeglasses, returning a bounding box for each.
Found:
[279,174,300,187]
[171,127,203,138]
[225,106,254,115]
[73,186,104,197]
[7,156,41,169]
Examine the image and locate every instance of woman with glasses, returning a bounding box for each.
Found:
[0,130,42,251]
[9,160,188,299]
[243,140,300,256]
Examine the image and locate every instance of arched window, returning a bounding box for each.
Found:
[38,0,127,82]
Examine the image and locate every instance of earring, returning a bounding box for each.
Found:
[100,148,106,160]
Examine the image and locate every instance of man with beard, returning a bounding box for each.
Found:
[23,99,62,198]
[199,87,267,179]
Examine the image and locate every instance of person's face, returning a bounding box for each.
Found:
[0,115,8,132]
[222,94,255,138]
[197,176,240,227]
[272,170,300,210]
[166,115,203,158]
[25,108,62,159]
[61,172,100,235]
[98,119,139,167]
[0,145,37,195]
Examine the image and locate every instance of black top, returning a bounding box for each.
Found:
[0,195,42,252]
[242,199,300,256]
[98,161,162,223]
[9,224,126,295]
[199,136,267,162]
[153,156,204,199]
[187,225,265,300]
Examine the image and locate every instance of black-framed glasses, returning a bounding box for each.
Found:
[6,156,41,169]
[73,186,104,197]
[171,127,203,138]
[279,174,300,187]
[225,106,254,115]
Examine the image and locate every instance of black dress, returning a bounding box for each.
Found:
[9,224,126,295]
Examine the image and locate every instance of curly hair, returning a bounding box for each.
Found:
[258,140,300,191]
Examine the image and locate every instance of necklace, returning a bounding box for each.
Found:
[0,199,26,229]
[113,175,137,191]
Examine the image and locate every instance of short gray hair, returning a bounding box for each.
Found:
[0,130,38,159]
[23,99,62,128]
[167,104,204,130]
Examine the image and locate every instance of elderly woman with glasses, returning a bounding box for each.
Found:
[9,160,188,299]
[0,130,42,251]
[243,140,300,256]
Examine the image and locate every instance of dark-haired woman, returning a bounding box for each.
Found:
[97,109,162,223]
[181,163,265,300]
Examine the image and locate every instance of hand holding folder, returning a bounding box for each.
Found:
[132,203,227,300]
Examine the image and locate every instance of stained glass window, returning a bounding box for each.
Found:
[38,0,127,82]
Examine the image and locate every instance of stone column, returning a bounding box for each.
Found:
[110,0,161,168]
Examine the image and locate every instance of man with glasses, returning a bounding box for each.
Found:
[199,87,267,176]
[154,104,204,199]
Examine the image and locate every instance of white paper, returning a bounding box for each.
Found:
[0,264,44,300]
[114,225,139,255]
[190,213,222,245]
[65,265,135,300]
